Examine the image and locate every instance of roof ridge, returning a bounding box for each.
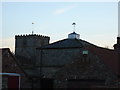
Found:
[37,38,83,49]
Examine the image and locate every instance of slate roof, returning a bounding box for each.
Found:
[37,38,96,49]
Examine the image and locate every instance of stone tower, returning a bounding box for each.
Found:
[15,34,50,65]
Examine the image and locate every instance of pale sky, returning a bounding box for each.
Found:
[1,1,119,51]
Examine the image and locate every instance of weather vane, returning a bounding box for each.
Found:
[72,22,76,32]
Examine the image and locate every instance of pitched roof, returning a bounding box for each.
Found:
[39,39,83,49]
[1,48,28,77]
[37,38,96,49]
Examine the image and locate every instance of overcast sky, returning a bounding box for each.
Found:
[1,1,118,51]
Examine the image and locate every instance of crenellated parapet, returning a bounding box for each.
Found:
[15,34,50,38]
[15,33,50,65]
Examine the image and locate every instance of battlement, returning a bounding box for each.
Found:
[15,33,50,64]
[15,34,50,38]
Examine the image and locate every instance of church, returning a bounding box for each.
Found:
[14,24,120,88]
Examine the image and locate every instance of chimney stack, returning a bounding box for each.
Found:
[113,37,120,52]
[117,37,120,46]
[117,37,120,76]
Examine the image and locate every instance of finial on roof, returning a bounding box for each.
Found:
[72,22,76,32]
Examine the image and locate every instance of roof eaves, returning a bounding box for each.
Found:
[36,46,83,50]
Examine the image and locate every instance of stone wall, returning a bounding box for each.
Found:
[36,48,83,78]
[15,34,50,65]
[36,48,83,66]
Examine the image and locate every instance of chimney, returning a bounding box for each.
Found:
[117,37,120,46]
[114,37,120,52]
[117,37,120,76]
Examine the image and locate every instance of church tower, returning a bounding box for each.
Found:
[15,34,50,65]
